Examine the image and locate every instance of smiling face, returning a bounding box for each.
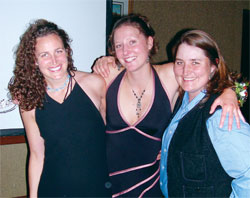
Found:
[174,43,216,101]
[114,25,153,72]
[35,33,68,83]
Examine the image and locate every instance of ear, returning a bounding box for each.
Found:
[210,65,217,74]
[147,36,153,50]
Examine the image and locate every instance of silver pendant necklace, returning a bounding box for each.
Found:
[132,89,146,118]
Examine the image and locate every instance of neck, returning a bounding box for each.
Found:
[126,64,152,90]
[46,74,70,92]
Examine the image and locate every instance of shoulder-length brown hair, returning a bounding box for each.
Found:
[8,19,76,111]
[172,29,238,99]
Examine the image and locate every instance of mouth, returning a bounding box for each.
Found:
[124,56,136,63]
[49,65,62,72]
[183,77,196,81]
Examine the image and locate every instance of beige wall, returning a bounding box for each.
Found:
[0,143,27,197]
[132,0,249,72]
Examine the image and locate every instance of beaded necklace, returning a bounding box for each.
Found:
[126,69,152,118]
[47,74,70,92]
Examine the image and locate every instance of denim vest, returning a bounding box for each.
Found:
[167,94,233,197]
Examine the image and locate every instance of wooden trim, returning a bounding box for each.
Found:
[0,135,26,145]
[128,0,134,14]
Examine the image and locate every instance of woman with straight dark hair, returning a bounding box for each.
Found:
[160,29,250,197]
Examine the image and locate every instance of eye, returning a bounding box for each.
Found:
[192,61,200,65]
[129,40,136,45]
[56,49,65,54]
[175,61,183,66]
[40,53,48,58]
[115,44,122,49]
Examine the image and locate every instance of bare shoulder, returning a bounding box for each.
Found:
[153,62,179,108]
[20,107,35,121]
[74,71,105,87]
[153,62,175,77]
[74,71,106,98]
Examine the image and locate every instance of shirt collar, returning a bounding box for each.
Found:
[181,91,206,112]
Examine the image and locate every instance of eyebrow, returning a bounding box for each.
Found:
[175,58,202,61]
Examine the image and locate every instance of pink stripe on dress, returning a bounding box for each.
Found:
[112,166,160,198]
[110,156,159,176]
[106,125,161,142]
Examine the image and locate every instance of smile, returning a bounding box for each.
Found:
[49,65,62,72]
[125,57,136,63]
[184,77,196,81]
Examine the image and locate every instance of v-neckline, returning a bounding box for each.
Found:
[45,81,77,105]
[117,69,156,127]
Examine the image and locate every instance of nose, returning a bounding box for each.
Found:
[183,63,191,75]
[123,45,129,55]
[51,55,58,65]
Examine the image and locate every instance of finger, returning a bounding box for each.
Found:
[107,56,116,68]
[238,109,246,123]
[233,108,241,129]
[100,65,108,78]
[219,107,227,129]
[103,66,110,78]
[209,100,218,114]
[227,107,234,131]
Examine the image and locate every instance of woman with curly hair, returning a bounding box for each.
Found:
[8,19,111,197]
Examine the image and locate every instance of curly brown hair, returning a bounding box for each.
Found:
[8,19,76,111]
[172,29,239,99]
[108,13,159,65]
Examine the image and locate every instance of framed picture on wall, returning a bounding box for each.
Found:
[112,0,133,16]
[112,0,128,16]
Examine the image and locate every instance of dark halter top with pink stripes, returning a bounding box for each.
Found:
[105,67,172,197]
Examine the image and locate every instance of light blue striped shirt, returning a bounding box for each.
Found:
[160,91,250,197]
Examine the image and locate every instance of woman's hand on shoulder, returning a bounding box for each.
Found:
[92,56,116,77]
[210,88,245,131]
[92,56,122,85]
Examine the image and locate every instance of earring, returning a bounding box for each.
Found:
[117,62,121,71]
[146,56,150,63]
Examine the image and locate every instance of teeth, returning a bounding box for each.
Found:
[49,65,61,72]
[184,77,195,80]
[125,57,136,62]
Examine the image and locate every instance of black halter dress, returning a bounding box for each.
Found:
[36,82,111,197]
[105,67,172,197]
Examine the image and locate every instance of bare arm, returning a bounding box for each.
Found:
[21,109,44,198]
